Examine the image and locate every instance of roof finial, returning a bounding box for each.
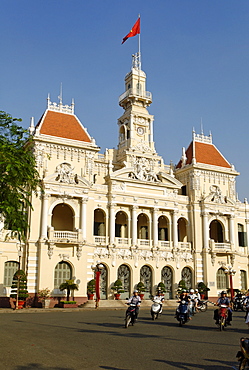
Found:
[29,117,35,135]
[200,117,204,135]
[58,83,63,106]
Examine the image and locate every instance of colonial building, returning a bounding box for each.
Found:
[0,54,248,305]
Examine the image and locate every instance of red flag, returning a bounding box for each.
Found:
[122,18,140,44]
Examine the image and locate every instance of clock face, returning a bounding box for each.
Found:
[137,127,144,135]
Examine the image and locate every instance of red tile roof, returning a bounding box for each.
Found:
[177,141,231,168]
[37,110,91,142]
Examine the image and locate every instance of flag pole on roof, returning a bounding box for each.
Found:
[122,15,141,70]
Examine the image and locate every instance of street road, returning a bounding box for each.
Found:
[0,307,247,369]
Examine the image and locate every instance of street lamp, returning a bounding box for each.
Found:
[91,262,104,309]
[224,266,236,300]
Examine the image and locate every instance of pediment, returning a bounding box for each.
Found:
[203,185,235,206]
[107,167,182,188]
[43,162,92,188]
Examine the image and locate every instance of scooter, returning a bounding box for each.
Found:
[236,337,249,369]
[196,300,208,312]
[151,298,163,320]
[176,300,189,327]
[217,304,228,331]
[124,303,138,328]
[233,296,246,312]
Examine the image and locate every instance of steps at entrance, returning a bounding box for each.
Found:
[80,299,178,309]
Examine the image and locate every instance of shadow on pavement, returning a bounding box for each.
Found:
[154,358,237,369]
[14,364,74,370]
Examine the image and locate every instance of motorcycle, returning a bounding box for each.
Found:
[217,304,228,331]
[124,303,138,328]
[233,296,246,312]
[196,299,208,312]
[236,337,249,369]
[151,298,163,320]
[176,300,189,327]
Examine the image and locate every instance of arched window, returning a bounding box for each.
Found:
[210,220,223,243]
[216,268,227,290]
[161,266,173,299]
[52,204,74,231]
[238,224,247,247]
[54,261,72,289]
[94,209,106,236]
[178,218,187,242]
[181,267,192,290]
[241,270,247,291]
[140,265,152,298]
[4,261,19,287]
[118,264,130,299]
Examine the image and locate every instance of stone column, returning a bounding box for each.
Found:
[202,210,209,250]
[229,214,235,250]
[172,210,178,248]
[246,219,249,254]
[131,205,138,246]
[40,194,49,239]
[153,207,158,247]
[109,203,116,245]
[80,198,88,240]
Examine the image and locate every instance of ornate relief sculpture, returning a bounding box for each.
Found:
[55,163,78,184]
[129,157,160,182]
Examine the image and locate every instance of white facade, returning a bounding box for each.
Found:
[0,56,248,305]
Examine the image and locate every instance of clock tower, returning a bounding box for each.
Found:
[116,53,160,169]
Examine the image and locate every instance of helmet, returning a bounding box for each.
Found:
[195,289,198,292]
[190,289,194,293]
[133,290,138,293]
[182,289,186,292]
[221,291,227,295]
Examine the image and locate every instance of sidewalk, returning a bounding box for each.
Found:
[0,299,179,313]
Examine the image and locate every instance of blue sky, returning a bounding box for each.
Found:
[1,0,249,200]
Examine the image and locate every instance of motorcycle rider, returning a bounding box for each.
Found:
[195,289,201,301]
[127,289,141,321]
[188,288,198,317]
[153,289,165,314]
[243,290,249,327]
[214,291,232,325]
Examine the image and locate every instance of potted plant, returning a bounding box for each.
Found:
[87,279,96,300]
[157,282,166,296]
[177,279,187,295]
[38,288,51,308]
[10,269,29,309]
[111,279,125,300]
[59,300,78,308]
[59,279,79,301]
[137,281,146,299]
[197,282,210,299]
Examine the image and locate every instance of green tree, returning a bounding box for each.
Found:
[59,279,79,301]
[0,111,41,242]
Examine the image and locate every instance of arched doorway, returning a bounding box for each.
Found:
[117,264,130,299]
[158,216,169,241]
[115,211,128,239]
[99,264,107,300]
[94,209,106,236]
[52,204,74,231]
[178,218,187,242]
[210,220,223,242]
[181,267,192,290]
[140,265,152,299]
[137,213,149,240]
[161,266,173,299]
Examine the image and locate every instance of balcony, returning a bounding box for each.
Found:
[214,242,231,251]
[94,236,107,245]
[48,228,80,244]
[158,241,171,248]
[119,88,152,105]
[178,242,192,250]
[115,237,129,246]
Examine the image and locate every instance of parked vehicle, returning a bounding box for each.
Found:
[196,300,208,312]
[233,296,246,312]
[124,303,138,328]
[176,300,189,327]
[236,337,249,369]
[151,298,163,320]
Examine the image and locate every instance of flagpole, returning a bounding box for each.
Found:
[138,14,141,70]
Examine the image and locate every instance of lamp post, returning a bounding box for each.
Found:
[224,266,236,300]
[91,262,104,309]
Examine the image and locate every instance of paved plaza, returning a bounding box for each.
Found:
[0,307,247,369]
